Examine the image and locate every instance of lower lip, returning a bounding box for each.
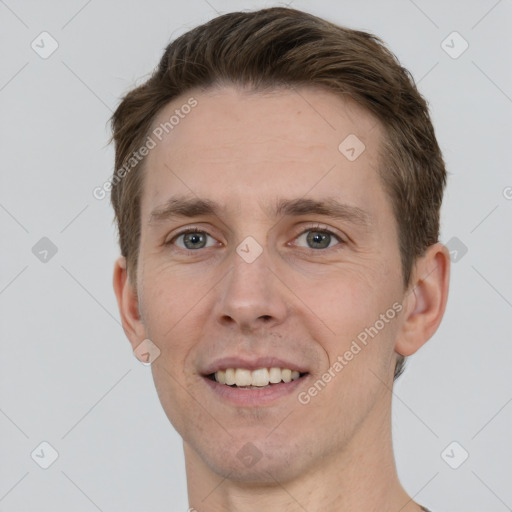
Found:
[202,375,308,407]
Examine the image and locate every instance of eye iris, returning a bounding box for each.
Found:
[183,232,206,249]
[306,231,330,249]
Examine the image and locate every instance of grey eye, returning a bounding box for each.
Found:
[295,230,340,249]
[174,231,215,250]
[183,232,206,249]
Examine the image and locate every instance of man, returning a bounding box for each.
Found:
[111,7,449,511]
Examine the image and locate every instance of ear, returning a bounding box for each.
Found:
[395,242,450,357]
[113,256,147,351]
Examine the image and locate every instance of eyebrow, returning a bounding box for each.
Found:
[149,196,372,228]
[272,197,372,227]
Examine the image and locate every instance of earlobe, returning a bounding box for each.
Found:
[113,256,146,350]
[394,243,450,357]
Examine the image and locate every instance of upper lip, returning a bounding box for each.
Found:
[201,356,309,375]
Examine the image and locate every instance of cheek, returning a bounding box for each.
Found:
[150,361,194,438]
[139,267,208,344]
[294,266,400,365]
[144,278,205,436]
[295,265,380,325]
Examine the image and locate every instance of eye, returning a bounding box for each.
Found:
[294,227,343,250]
[169,228,217,250]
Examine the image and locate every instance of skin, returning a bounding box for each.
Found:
[113,85,450,512]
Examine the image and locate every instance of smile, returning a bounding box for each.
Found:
[208,367,306,388]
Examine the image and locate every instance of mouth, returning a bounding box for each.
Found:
[206,367,308,389]
[200,357,310,406]
[201,365,310,407]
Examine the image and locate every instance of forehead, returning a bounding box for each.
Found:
[141,85,387,218]
[149,84,381,153]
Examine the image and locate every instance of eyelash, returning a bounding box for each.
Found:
[166,226,215,248]
[293,224,345,251]
[166,224,345,252]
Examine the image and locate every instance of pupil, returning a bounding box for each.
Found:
[185,232,205,249]
[307,231,330,249]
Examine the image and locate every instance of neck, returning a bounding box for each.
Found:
[185,392,422,512]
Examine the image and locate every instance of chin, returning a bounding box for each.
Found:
[193,433,311,484]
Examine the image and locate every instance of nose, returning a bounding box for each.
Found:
[214,246,289,333]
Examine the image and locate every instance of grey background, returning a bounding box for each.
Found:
[1,0,511,510]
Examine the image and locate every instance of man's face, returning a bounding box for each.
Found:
[134,86,407,481]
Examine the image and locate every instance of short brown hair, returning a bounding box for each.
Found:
[110,7,447,379]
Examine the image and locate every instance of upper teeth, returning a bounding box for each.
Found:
[215,368,301,387]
